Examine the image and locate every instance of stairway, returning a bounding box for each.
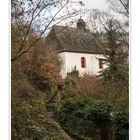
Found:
[47,94,58,118]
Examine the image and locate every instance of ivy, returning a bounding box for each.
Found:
[111,109,129,136]
[55,97,129,139]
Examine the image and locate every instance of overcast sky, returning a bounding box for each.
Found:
[82,0,109,11]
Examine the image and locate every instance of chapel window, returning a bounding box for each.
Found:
[99,59,105,69]
[81,57,86,68]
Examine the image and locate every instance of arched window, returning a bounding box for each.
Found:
[81,57,86,68]
[99,59,105,69]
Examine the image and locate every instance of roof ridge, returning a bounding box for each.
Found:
[53,25,78,31]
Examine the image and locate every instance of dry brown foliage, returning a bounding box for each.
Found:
[61,74,128,105]
[25,40,63,88]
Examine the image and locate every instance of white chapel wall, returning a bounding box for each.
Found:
[58,52,107,78]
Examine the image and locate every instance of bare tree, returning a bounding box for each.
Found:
[107,0,129,18]
[11,0,86,61]
[86,8,129,50]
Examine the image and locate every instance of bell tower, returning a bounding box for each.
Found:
[77,18,86,31]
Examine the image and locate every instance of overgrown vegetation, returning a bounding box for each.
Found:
[11,32,66,139]
[12,0,129,139]
[11,0,85,139]
[61,74,128,109]
[55,97,129,140]
[55,15,129,140]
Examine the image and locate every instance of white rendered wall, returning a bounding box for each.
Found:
[59,52,66,78]
[58,52,107,78]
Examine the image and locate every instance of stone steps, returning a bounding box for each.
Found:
[47,94,58,118]
[47,111,55,118]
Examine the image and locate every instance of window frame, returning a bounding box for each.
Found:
[81,57,86,68]
[99,59,105,69]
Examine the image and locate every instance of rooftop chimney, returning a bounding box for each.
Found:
[77,18,86,31]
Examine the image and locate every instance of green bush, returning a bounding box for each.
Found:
[85,100,113,122]
[55,97,114,139]
[84,100,113,140]
[56,98,113,123]
[111,109,129,139]
[55,97,95,138]
[56,96,90,115]
[57,99,112,122]
[56,97,129,140]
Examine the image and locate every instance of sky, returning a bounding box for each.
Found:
[82,0,109,11]
[43,0,111,32]
[44,0,110,29]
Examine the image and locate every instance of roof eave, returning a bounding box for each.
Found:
[58,50,102,54]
